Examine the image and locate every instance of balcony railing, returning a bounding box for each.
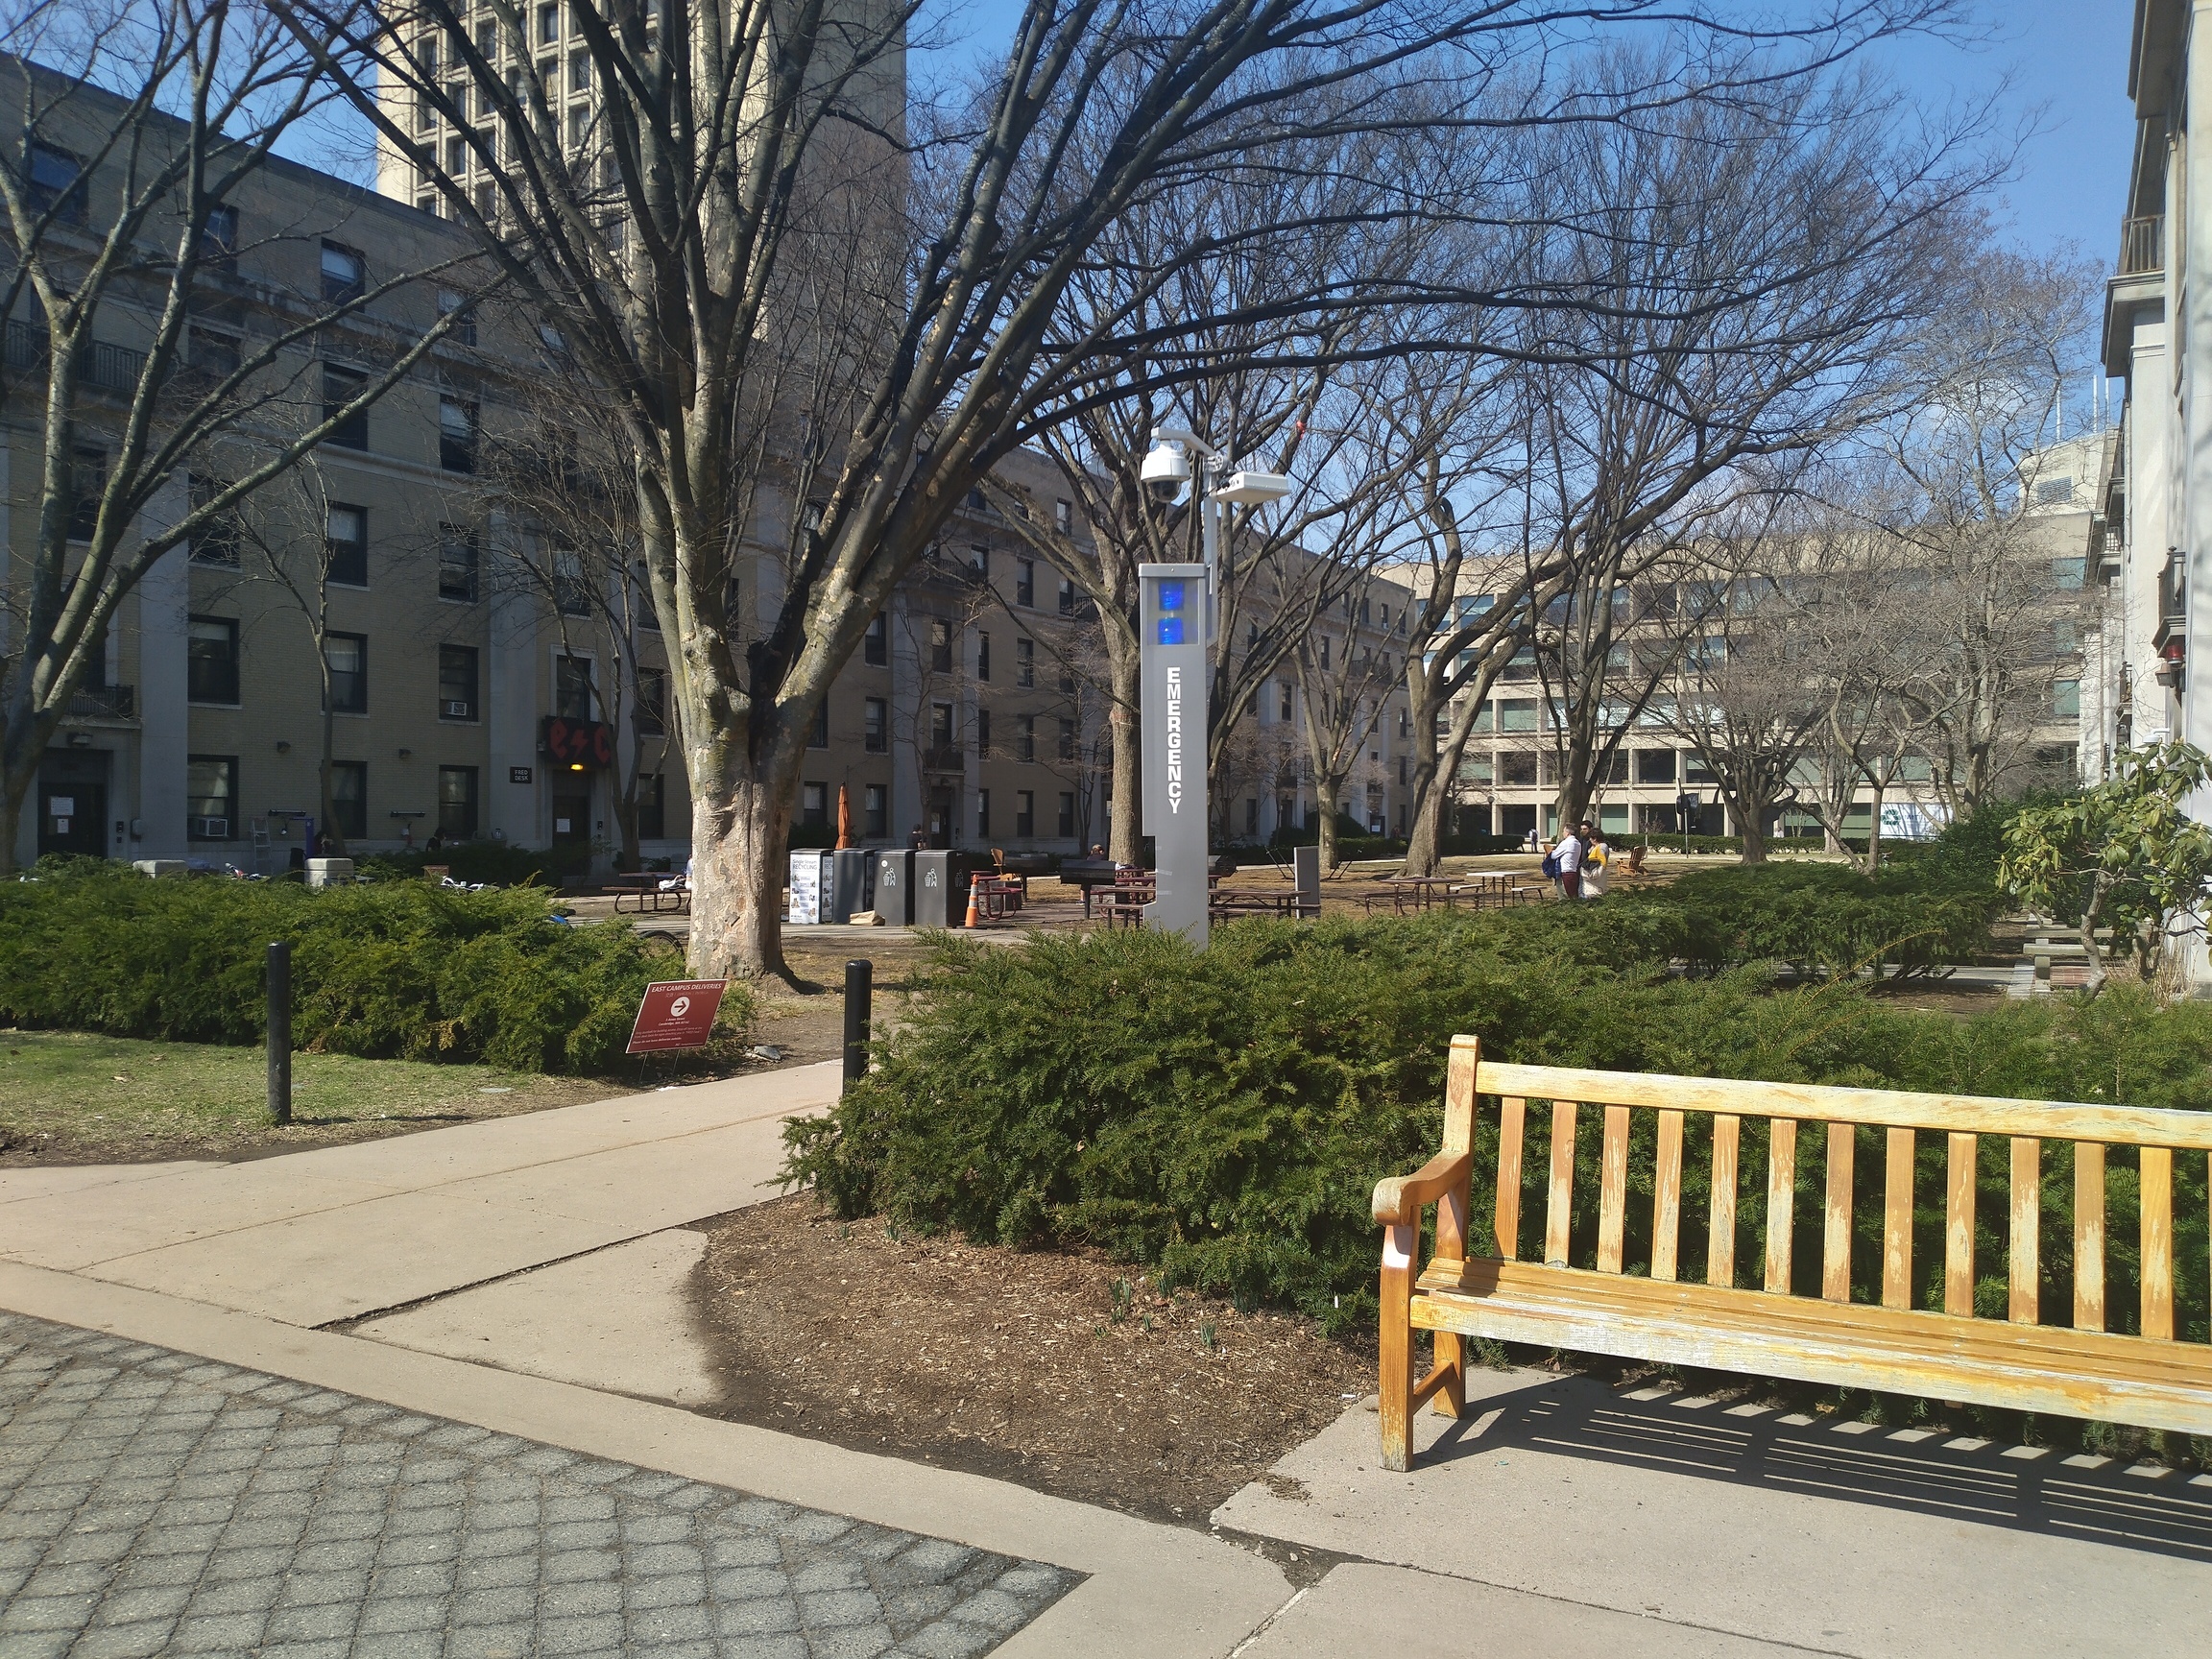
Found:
[4,322,149,395]
[922,744,965,773]
[2121,214,2164,276]
[67,684,135,720]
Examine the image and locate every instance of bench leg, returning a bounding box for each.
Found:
[1379,1222,1416,1472]
[1431,1331,1466,1419]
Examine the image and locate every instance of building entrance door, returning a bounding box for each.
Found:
[37,750,111,859]
[551,789,591,843]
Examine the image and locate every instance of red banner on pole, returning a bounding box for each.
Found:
[626,979,729,1053]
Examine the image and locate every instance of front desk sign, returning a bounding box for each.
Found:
[626,979,728,1053]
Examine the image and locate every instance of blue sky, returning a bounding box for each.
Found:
[912,0,2140,265]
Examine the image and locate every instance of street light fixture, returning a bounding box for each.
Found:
[1137,427,1292,947]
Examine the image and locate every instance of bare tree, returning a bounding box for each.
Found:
[294,0,1983,976]
[0,5,481,868]
[1864,246,2103,814]
[1503,46,1997,839]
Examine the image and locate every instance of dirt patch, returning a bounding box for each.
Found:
[691,1192,1371,1525]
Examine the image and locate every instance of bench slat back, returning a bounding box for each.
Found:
[1463,1042,2207,1347]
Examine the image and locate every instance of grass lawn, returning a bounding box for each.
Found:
[0,1029,632,1166]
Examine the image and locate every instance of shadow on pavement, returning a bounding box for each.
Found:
[1427,1373,2212,1563]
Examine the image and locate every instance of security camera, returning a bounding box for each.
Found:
[1141,440,1190,503]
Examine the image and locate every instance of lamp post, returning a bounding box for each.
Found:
[1136,428,1290,946]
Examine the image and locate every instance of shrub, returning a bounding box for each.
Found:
[783,918,2211,1342]
[0,863,750,1072]
[1620,862,2000,979]
[359,839,597,889]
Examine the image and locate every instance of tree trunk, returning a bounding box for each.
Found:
[1736,793,1770,865]
[1862,779,1886,874]
[685,767,794,982]
[2077,874,2112,999]
[1107,642,1142,863]
[0,768,26,873]
[319,651,343,856]
[1316,779,1344,871]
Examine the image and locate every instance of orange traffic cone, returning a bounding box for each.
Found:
[963,881,981,928]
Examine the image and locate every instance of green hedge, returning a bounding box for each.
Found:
[360,840,596,889]
[0,862,747,1072]
[1621,863,2000,979]
[783,914,2210,1346]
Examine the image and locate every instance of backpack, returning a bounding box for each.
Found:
[1540,848,1562,879]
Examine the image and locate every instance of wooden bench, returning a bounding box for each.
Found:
[1371,1036,2212,1472]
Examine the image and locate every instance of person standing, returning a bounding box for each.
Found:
[1552,821,1583,900]
[1579,821,1609,900]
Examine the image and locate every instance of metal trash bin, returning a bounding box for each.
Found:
[912,850,959,928]
[874,850,914,926]
[829,849,872,924]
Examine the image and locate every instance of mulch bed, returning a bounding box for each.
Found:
[690,1193,1371,1525]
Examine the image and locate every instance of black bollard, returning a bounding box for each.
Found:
[267,941,292,1125]
[842,959,873,1091]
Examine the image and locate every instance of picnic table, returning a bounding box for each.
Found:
[1211,890,1319,922]
[606,873,689,914]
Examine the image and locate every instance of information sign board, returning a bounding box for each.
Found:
[626,979,729,1053]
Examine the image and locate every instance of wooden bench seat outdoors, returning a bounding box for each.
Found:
[1372,1036,2212,1472]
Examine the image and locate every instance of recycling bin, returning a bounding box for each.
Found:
[874,849,914,925]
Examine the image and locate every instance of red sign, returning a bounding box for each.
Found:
[542,715,614,770]
[626,979,729,1053]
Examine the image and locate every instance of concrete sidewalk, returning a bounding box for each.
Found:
[0,1063,842,1327]
[1214,1365,2212,1657]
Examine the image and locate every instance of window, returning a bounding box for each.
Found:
[2034,476,2074,506]
[1016,559,1035,608]
[864,613,887,666]
[1319,637,1331,671]
[188,475,240,565]
[438,765,480,838]
[185,757,237,841]
[801,783,829,830]
[864,697,887,752]
[636,667,666,734]
[323,362,369,448]
[1499,751,1537,786]
[1279,682,1292,721]
[971,544,989,578]
[1055,498,1072,534]
[556,655,594,719]
[976,631,992,683]
[975,709,992,756]
[553,548,589,614]
[330,761,367,839]
[975,789,991,838]
[1058,718,1076,760]
[320,240,365,304]
[200,204,238,271]
[1016,637,1035,688]
[1360,596,1372,626]
[1635,748,1676,785]
[438,288,477,346]
[438,525,479,601]
[189,325,241,379]
[440,395,478,472]
[1015,790,1035,837]
[1684,751,1716,785]
[568,51,590,92]
[566,103,589,150]
[438,644,479,721]
[808,699,829,749]
[930,703,953,748]
[864,784,887,839]
[538,2,560,43]
[187,616,240,704]
[2051,556,2086,591]
[27,142,85,223]
[67,445,105,541]
[1057,575,1076,615]
[1059,663,1075,694]
[2053,679,2080,719]
[325,633,367,714]
[1058,792,1075,837]
[325,504,368,587]
[928,618,952,673]
[1016,715,1036,762]
[1500,698,1537,733]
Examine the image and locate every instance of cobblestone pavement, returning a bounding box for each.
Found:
[0,1313,1078,1658]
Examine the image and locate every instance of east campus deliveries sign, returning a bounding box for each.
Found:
[626,979,730,1054]
[1140,563,1210,944]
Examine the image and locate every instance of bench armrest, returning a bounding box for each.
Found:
[1372,1150,1473,1225]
